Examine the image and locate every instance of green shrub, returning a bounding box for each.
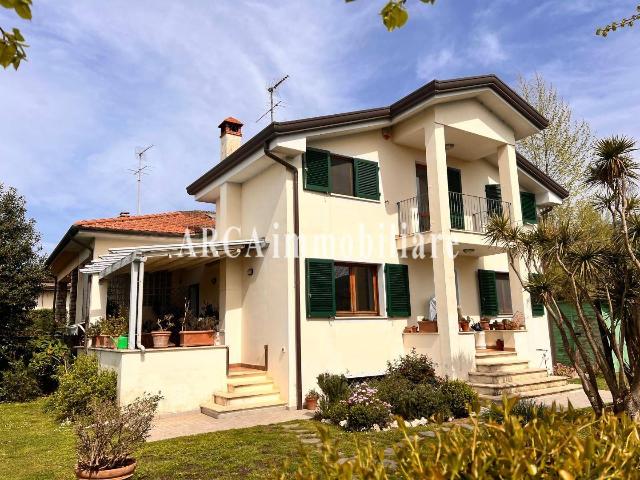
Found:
[386,349,438,385]
[374,375,450,421]
[439,379,478,418]
[345,383,391,431]
[317,373,349,404]
[27,338,70,393]
[285,398,640,479]
[0,361,41,402]
[481,398,550,424]
[317,397,349,424]
[46,354,117,422]
[26,309,61,336]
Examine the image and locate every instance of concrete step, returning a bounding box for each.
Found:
[227,367,267,379]
[479,383,583,402]
[468,368,548,384]
[475,350,518,360]
[227,377,274,394]
[214,389,282,407]
[475,359,531,373]
[471,376,570,397]
[200,399,287,419]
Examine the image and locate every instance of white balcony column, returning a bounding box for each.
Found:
[88,273,109,324]
[497,143,530,320]
[425,120,461,377]
[127,259,145,350]
[219,257,243,362]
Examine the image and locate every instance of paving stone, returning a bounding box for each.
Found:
[301,437,322,445]
[418,430,436,438]
[383,459,398,470]
[459,424,474,431]
[297,432,318,438]
[440,427,451,432]
[384,448,394,456]
[281,424,304,430]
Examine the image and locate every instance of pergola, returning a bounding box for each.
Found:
[79,238,267,350]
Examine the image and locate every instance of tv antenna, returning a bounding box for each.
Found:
[256,74,289,123]
[129,145,154,215]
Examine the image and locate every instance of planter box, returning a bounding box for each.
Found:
[418,320,438,333]
[92,335,114,349]
[140,333,154,349]
[178,330,215,347]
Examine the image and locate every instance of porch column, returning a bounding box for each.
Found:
[89,273,109,323]
[220,257,243,363]
[68,269,78,323]
[497,143,530,320]
[127,259,145,350]
[425,120,461,377]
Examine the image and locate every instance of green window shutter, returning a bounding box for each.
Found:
[520,191,537,224]
[303,148,331,193]
[529,273,545,317]
[354,159,380,200]
[485,184,503,216]
[305,258,335,318]
[477,269,498,316]
[384,264,411,317]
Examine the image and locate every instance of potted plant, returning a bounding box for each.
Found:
[74,393,161,480]
[305,389,320,410]
[458,318,471,332]
[480,316,491,331]
[151,314,174,348]
[87,319,108,349]
[418,319,438,333]
[178,301,219,347]
[101,316,128,349]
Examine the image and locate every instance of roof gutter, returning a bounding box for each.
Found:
[263,143,303,410]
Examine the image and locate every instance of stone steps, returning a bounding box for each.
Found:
[478,383,582,402]
[468,368,548,384]
[201,366,286,418]
[470,375,570,396]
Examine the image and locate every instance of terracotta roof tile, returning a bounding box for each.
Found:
[74,210,215,236]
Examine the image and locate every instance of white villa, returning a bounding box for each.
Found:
[52,75,580,415]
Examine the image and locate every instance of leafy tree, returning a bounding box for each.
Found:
[345,0,435,31]
[0,0,31,70]
[517,74,594,200]
[597,4,640,36]
[485,135,640,419]
[0,183,47,370]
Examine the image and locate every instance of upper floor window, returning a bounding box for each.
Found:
[303,148,380,200]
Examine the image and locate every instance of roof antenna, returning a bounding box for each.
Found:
[129,145,154,215]
[256,74,289,123]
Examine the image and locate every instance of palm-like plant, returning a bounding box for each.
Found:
[485,136,640,420]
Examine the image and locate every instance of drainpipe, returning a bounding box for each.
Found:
[264,142,302,410]
[136,259,146,352]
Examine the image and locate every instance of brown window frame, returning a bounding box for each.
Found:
[495,272,513,315]
[330,154,355,197]
[334,262,379,317]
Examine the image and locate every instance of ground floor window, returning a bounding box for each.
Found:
[495,272,513,315]
[335,262,379,316]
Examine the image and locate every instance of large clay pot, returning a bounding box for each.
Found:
[75,460,137,479]
[418,320,438,333]
[92,335,114,349]
[459,321,471,332]
[151,331,171,348]
[305,397,318,410]
[179,330,215,347]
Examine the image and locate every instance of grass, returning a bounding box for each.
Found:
[569,375,609,391]
[0,401,440,480]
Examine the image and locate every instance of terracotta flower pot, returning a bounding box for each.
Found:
[496,339,505,351]
[459,322,471,332]
[418,320,438,333]
[179,330,215,347]
[92,335,114,349]
[480,320,490,331]
[305,397,318,410]
[151,331,171,348]
[76,460,137,479]
[140,333,154,349]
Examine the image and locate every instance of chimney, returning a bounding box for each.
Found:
[218,117,243,160]
[119,211,130,217]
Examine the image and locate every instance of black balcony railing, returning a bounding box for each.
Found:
[397,192,512,235]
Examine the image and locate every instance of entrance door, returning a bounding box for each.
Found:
[447,167,464,229]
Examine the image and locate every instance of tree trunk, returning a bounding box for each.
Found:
[624,381,640,421]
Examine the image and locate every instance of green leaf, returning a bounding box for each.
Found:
[14,3,32,20]
[12,28,24,42]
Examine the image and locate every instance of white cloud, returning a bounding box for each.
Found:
[470,31,507,65]
[416,48,456,80]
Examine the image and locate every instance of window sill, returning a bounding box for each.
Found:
[309,316,391,321]
[329,192,380,204]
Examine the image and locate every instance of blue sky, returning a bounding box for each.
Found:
[1,0,639,254]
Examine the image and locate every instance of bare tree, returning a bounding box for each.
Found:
[517,74,594,200]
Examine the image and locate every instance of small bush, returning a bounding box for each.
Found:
[26,309,62,336]
[345,383,391,431]
[317,373,349,404]
[439,379,478,418]
[386,349,438,385]
[46,354,117,422]
[75,393,161,472]
[317,397,349,424]
[27,338,70,393]
[0,361,41,402]
[374,375,450,421]
[481,398,550,424]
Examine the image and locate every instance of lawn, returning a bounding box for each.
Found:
[569,375,609,391]
[0,400,439,480]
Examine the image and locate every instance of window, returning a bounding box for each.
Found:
[335,262,378,316]
[330,156,354,196]
[143,271,172,313]
[303,148,380,200]
[495,272,513,315]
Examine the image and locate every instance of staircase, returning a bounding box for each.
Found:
[469,350,581,401]
[200,367,286,418]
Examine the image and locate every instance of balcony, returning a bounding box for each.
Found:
[397,192,512,236]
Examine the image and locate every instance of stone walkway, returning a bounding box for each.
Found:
[149,408,313,442]
[536,388,613,409]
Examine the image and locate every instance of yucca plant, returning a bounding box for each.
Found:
[485,135,640,419]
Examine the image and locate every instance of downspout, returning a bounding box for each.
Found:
[136,259,146,352]
[264,142,302,410]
